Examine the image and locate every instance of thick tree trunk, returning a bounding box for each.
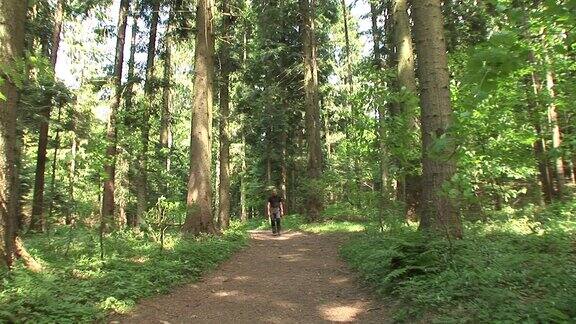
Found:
[410,0,462,239]
[0,0,26,268]
[392,0,420,214]
[30,0,65,232]
[102,0,130,231]
[301,0,323,222]
[183,0,217,235]
[218,0,232,231]
[160,6,174,173]
[137,0,161,220]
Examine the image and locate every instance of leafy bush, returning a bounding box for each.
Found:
[0,224,249,322]
[341,205,576,323]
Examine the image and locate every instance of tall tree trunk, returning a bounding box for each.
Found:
[281,131,288,212]
[47,105,63,222]
[124,2,140,228]
[301,0,323,222]
[102,0,130,231]
[240,137,248,222]
[218,0,232,230]
[370,2,382,67]
[30,0,65,232]
[545,69,565,197]
[67,109,79,225]
[160,6,174,173]
[341,0,352,89]
[0,0,26,268]
[137,0,161,220]
[392,0,420,214]
[183,0,216,235]
[410,0,462,239]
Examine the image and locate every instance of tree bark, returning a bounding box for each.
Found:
[341,0,353,89]
[300,0,323,222]
[67,109,79,225]
[218,0,232,230]
[30,0,65,232]
[370,2,382,67]
[410,0,462,239]
[545,69,565,197]
[47,104,63,222]
[240,137,248,222]
[160,5,174,173]
[102,0,130,231]
[137,0,161,221]
[183,0,217,235]
[0,0,26,268]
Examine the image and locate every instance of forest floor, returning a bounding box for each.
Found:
[110,229,391,323]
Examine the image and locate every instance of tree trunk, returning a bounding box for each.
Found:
[67,109,78,225]
[545,69,565,197]
[137,0,161,220]
[30,0,65,232]
[183,0,217,235]
[160,6,174,173]
[392,0,420,214]
[301,0,323,222]
[410,0,462,239]
[370,2,382,67]
[218,0,232,231]
[47,105,63,222]
[341,0,353,89]
[240,137,248,222]
[102,0,130,231]
[281,131,288,213]
[0,0,26,268]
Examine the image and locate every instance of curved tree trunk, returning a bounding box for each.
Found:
[0,0,27,268]
[102,0,130,231]
[300,0,323,222]
[410,0,462,239]
[183,0,217,235]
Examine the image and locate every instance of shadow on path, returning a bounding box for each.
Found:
[111,230,391,323]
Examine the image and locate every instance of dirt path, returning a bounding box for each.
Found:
[111,230,391,323]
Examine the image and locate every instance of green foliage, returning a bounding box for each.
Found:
[0,225,249,322]
[341,202,576,323]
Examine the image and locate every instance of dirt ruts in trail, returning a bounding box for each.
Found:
[111,230,391,323]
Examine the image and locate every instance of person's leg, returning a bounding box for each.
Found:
[276,216,281,234]
[270,218,277,234]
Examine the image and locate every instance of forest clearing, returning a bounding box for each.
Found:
[1,0,575,322]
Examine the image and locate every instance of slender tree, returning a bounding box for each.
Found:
[30,0,65,232]
[410,0,462,238]
[183,0,217,235]
[0,0,26,268]
[300,0,324,222]
[218,0,232,230]
[136,0,161,219]
[102,0,130,230]
[160,5,174,173]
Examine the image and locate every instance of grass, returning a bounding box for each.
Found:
[340,201,576,323]
[0,222,249,323]
[249,213,366,234]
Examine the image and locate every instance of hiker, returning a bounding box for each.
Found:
[267,188,284,236]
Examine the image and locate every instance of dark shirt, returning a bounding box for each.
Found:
[268,195,283,209]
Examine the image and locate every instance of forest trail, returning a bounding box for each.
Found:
[110,230,391,323]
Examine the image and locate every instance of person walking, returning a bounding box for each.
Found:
[267,189,284,236]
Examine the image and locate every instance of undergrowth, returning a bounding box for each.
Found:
[250,214,365,234]
[341,201,576,323]
[0,223,249,323]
